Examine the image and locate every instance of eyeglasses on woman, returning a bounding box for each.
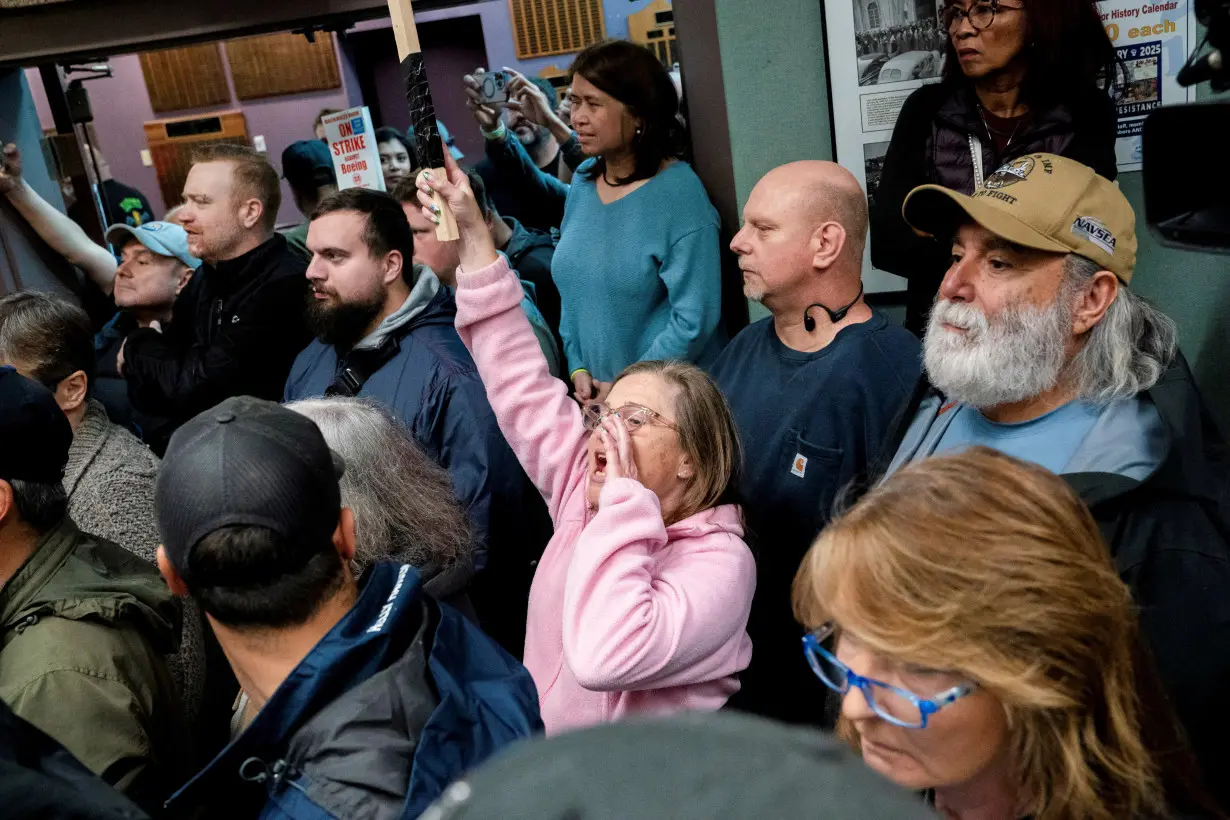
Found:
[802,623,976,729]
[582,402,677,432]
[942,1,1025,32]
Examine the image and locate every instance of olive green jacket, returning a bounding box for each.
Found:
[0,517,181,809]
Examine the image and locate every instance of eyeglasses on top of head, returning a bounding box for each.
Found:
[582,402,678,432]
[942,1,1025,32]
[802,623,976,729]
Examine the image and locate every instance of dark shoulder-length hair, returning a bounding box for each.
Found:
[940,0,1124,104]
[570,39,685,185]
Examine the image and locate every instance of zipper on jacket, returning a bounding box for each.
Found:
[211,298,223,342]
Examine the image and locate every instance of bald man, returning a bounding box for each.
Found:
[712,161,921,726]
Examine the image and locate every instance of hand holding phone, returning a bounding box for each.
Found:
[474,70,509,105]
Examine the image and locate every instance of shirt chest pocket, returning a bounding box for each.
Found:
[778,431,844,529]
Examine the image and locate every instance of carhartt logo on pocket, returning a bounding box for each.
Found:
[791,454,808,478]
[232,315,240,324]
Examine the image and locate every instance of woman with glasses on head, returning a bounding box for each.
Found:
[870,0,1121,336]
[792,447,1218,820]
[415,149,754,735]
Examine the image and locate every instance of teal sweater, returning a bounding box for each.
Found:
[552,160,724,382]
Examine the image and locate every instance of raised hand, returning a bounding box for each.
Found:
[416,146,497,269]
[504,68,553,127]
[462,68,502,132]
[0,144,24,196]
[599,415,638,484]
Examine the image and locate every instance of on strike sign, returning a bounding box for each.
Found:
[321,107,384,191]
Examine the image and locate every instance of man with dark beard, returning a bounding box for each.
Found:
[283,188,549,656]
[873,153,1230,807]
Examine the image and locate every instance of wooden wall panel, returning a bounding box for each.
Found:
[508,0,606,60]
[140,43,231,113]
[144,111,248,210]
[225,31,340,100]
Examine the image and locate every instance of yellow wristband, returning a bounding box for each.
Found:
[569,368,589,380]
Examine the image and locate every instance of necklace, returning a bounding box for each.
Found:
[977,102,1025,152]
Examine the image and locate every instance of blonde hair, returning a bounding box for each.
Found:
[793,447,1168,820]
[616,360,742,524]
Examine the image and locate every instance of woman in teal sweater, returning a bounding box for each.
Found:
[478,42,724,402]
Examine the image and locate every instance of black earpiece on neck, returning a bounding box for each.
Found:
[803,285,865,332]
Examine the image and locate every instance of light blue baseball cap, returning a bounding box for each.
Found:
[106,221,203,270]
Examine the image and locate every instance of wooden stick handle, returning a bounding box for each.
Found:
[388,0,457,241]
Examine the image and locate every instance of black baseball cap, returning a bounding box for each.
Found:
[154,395,345,583]
[0,366,71,485]
[281,140,337,190]
[424,712,937,819]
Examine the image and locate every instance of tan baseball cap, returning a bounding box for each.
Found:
[903,153,1137,283]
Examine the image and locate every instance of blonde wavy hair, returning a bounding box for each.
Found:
[793,447,1172,820]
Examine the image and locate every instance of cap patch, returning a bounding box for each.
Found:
[1070,216,1116,255]
[983,156,1035,189]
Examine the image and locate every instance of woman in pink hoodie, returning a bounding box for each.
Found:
[416,158,755,734]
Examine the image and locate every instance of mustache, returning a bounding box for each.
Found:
[930,300,990,338]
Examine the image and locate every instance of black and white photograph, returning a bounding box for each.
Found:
[853,0,947,86]
[863,140,890,210]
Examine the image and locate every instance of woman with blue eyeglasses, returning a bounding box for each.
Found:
[792,448,1219,820]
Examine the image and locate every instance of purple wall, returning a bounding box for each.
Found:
[21,1,662,224]
[24,34,361,226]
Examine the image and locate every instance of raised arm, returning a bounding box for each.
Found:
[0,144,118,293]
[419,151,589,523]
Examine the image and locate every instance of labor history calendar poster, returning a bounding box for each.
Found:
[822,0,1195,289]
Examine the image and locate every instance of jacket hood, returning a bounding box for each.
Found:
[168,561,541,817]
[666,502,745,541]
[352,265,442,352]
[0,518,179,655]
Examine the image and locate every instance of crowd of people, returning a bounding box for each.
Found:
[0,1,1228,816]
[856,20,946,58]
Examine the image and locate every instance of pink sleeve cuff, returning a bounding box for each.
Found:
[455,255,513,290]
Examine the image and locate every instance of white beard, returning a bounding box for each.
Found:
[923,297,1071,410]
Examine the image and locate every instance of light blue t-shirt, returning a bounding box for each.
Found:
[935,401,1103,475]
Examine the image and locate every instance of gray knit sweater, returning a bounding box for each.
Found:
[65,399,206,728]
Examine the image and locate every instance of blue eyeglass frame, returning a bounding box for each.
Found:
[801,626,975,729]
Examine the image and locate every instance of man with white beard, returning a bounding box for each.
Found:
[876,153,1230,806]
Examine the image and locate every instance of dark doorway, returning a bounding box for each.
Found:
[346,16,488,163]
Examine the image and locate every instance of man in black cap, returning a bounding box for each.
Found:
[280,139,338,260]
[0,366,179,812]
[157,395,542,819]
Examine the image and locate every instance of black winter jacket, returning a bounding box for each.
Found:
[872,357,1230,808]
[123,234,310,427]
[870,81,1118,334]
[0,697,148,819]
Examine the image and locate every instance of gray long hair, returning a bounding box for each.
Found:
[1065,255,1179,404]
[286,397,473,575]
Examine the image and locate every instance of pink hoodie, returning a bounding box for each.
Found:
[454,256,755,734]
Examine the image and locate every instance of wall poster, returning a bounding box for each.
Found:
[823,0,1195,291]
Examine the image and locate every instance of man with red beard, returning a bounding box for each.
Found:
[283,187,549,656]
[874,153,1230,807]
[120,144,310,430]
